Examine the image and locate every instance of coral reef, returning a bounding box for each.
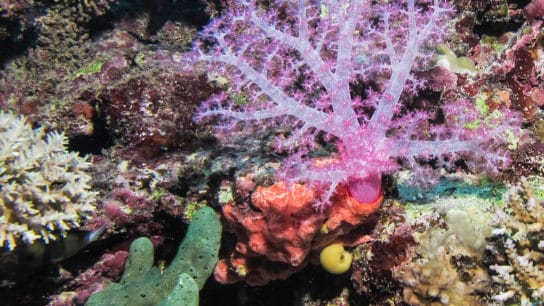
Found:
[484,177,544,304]
[1,0,544,305]
[99,67,216,158]
[89,147,221,239]
[52,0,116,23]
[0,1,215,156]
[86,206,221,306]
[445,0,544,123]
[0,111,96,250]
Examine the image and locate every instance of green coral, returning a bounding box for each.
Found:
[74,60,104,78]
[151,189,169,201]
[87,207,222,306]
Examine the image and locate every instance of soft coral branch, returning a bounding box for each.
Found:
[367,0,452,134]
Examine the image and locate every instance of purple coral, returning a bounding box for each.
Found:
[194,0,522,209]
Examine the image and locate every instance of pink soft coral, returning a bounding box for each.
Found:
[526,0,544,18]
[194,0,523,210]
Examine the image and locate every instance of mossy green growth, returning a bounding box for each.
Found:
[481,35,507,53]
[151,189,169,201]
[74,61,104,77]
[184,201,207,220]
[134,52,147,67]
[527,176,544,202]
[86,207,222,306]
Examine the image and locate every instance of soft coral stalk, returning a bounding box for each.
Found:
[194,0,522,209]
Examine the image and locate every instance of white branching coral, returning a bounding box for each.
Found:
[486,177,544,304]
[0,111,96,250]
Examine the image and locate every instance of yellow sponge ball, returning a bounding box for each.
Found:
[319,243,353,274]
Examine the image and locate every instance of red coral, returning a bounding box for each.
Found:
[238,183,323,265]
[325,184,383,233]
[215,182,382,286]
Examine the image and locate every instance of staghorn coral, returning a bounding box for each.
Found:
[485,177,544,304]
[0,111,96,250]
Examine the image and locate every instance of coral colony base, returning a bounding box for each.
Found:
[1,0,544,305]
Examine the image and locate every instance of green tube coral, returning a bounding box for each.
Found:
[86,207,221,306]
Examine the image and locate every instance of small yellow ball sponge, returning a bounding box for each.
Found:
[320,243,353,274]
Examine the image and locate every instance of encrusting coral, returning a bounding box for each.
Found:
[0,111,96,250]
[394,195,495,305]
[391,175,544,305]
